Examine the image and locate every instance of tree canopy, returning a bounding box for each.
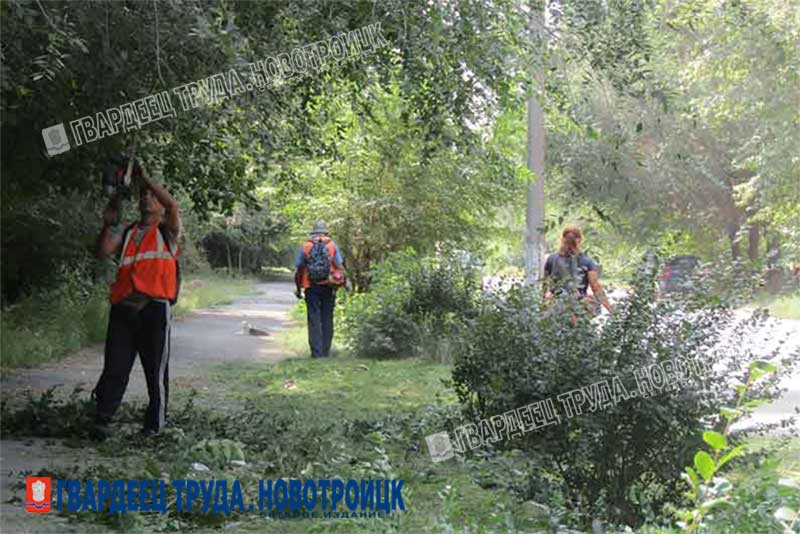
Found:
[2,0,798,300]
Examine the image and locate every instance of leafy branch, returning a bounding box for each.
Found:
[677,360,778,532]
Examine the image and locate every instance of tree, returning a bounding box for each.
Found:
[279,74,520,290]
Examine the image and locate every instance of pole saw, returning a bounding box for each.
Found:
[102,144,140,226]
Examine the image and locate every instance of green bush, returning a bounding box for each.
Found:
[451,261,799,529]
[341,250,481,360]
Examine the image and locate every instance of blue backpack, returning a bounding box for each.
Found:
[306,238,331,282]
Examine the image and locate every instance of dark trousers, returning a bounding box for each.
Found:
[93,301,171,431]
[305,285,336,358]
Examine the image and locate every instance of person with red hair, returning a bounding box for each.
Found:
[543,225,613,316]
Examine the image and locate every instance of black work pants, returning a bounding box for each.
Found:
[305,285,336,358]
[93,301,171,431]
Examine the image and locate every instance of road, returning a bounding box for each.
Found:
[1,280,297,404]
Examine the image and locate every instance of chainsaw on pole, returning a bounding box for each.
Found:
[102,145,141,225]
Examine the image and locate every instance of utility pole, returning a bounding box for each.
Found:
[524,0,546,285]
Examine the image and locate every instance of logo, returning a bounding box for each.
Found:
[26,477,51,513]
[41,124,70,156]
[425,432,455,463]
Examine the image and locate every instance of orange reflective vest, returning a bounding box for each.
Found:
[110,224,179,304]
[299,236,343,289]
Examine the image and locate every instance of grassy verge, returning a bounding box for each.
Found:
[172,271,257,319]
[751,292,800,320]
[0,271,257,372]
[205,355,552,532]
[1,282,109,371]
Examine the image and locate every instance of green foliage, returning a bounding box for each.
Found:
[0,386,98,440]
[450,261,799,528]
[675,360,791,532]
[1,350,560,532]
[200,202,291,274]
[1,0,530,302]
[0,263,108,370]
[541,0,800,274]
[282,73,521,290]
[689,439,800,534]
[1,334,796,532]
[0,365,443,531]
[0,192,104,304]
[189,438,246,469]
[341,250,481,361]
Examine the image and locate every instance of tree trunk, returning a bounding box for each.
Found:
[226,242,233,274]
[726,223,741,261]
[238,247,244,275]
[748,223,760,263]
[766,233,783,292]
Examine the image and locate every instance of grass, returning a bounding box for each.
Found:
[10,339,794,533]
[178,336,800,533]
[753,291,800,320]
[0,270,258,372]
[210,355,457,418]
[0,282,109,371]
[172,271,257,319]
[205,353,549,533]
[1,351,550,533]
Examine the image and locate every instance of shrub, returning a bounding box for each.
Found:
[450,260,799,528]
[341,250,481,360]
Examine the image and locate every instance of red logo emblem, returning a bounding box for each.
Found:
[26,477,51,513]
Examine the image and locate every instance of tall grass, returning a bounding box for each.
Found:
[1,271,109,370]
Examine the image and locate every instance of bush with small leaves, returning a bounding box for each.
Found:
[451,258,799,528]
[342,250,481,360]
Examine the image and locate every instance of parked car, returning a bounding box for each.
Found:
[660,255,701,293]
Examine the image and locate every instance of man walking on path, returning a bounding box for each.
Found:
[93,162,181,438]
[294,222,345,358]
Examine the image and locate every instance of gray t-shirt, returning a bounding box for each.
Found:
[544,253,598,297]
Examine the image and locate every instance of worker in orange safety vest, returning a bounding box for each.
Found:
[92,162,181,439]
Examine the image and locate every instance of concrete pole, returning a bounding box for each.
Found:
[524,0,546,285]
